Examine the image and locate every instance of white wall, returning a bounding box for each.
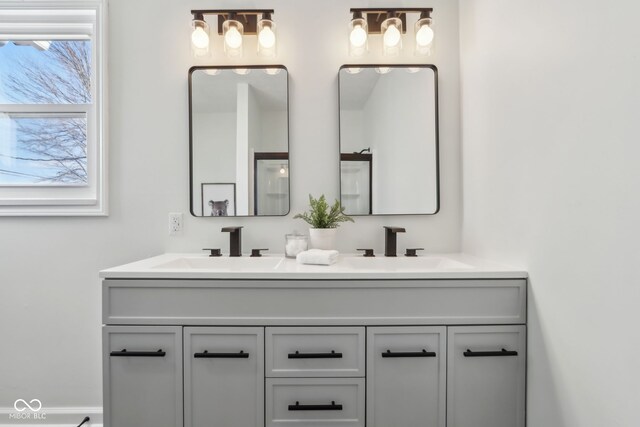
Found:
[459,1,640,426]
[0,0,462,415]
[192,112,236,215]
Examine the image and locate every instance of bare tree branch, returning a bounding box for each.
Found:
[2,41,91,183]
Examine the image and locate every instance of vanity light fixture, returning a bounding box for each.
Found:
[381,12,402,56]
[191,13,210,57]
[189,9,277,59]
[223,13,244,57]
[348,8,434,57]
[414,10,434,55]
[349,11,368,57]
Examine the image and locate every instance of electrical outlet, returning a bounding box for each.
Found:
[168,212,183,236]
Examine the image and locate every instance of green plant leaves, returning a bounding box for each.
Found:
[293,194,355,229]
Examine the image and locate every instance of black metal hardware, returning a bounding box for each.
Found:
[288,350,343,359]
[109,349,166,357]
[405,248,425,257]
[221,226,243,257]
[251,248,269,257]
[77,416,90,427]
[203,248,222,257]
[357,248,375,257]
[384,226,406,257]
[463,348,518,357]
[194,350,249,359]
[382,349,436,358]
[288,401,343,411]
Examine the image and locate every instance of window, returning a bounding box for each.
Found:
[0,1,107,215]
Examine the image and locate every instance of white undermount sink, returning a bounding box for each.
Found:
[153,256,285,271]
[341,255,474,271]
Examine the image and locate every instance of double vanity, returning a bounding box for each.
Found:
[101,253,527,427]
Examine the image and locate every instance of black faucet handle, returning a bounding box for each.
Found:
[384,226,406,233]
[221,226,243,233]
[357,249,375,257]
[203,248,222,257]
[250,248,269,257]
[405,248,425,257]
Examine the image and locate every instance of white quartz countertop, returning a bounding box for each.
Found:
[100,253,528,280]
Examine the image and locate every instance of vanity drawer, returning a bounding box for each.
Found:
[266,327,365,377]
[266,377,365,427]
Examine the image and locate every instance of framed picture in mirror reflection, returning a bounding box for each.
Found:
[201,183,236,217]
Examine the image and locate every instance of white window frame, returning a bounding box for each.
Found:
[0,0,107,216]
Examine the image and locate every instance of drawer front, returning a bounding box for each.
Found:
[184,327,264,427]
[266,327,365,377]
[447,325,526,427]
[266,378,365,427]
[103,326,182,427]
[367,326,446,427]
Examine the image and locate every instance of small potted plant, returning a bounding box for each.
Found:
[294,194,354,250]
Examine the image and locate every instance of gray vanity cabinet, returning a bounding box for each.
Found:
[101,275,527,427]
[367,326,446,427]
[184,327,264,427]
[447,325,526,427]
[103,326,183,427]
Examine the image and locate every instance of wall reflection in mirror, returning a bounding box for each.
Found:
[189,66,289,217]
[339,65,439,215]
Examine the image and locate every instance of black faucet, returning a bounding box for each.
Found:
[221,226,243,257]
[384,226,406,257]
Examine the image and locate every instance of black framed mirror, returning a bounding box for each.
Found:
[189,65,290,217]
[338,64,439,215]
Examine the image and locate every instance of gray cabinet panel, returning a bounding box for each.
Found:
[266,377,365,427]
[103,326,182,427]
[266,327,365,377]
[447,325,526,427]
[103,279,526,325]
[184,327,264,427]
[367,326,446,427]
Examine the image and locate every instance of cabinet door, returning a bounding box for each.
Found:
[184,327,264,427]
[367,326,446,427]
[447,325,526,427]
[103,326,182,427]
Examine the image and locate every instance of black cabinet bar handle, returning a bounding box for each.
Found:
[288,350,343,359]
[382,349,436,358]
[194,350,249,358]
[463,348,518,357]
[288,401,343,411]
[110,349,166,357]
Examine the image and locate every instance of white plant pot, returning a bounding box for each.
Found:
[309,228,337,250]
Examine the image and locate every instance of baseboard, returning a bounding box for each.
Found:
[0,407,102,427]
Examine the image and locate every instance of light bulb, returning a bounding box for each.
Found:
[280,167,286,174]
[416,24,434,47]
[258,26,276,49]
[225,26,243,50]
[191,26,209,50]
[383,23,401,47]
[349,24,367,48]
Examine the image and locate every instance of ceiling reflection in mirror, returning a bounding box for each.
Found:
[189,66,289,217]
[339,65,439,215]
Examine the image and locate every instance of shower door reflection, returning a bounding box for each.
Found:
[340,153,372,215]
[254,152,290,216]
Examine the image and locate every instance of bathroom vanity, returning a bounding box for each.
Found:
[101,254,527,427]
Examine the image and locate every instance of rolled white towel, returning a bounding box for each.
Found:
[296,249,339,266]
